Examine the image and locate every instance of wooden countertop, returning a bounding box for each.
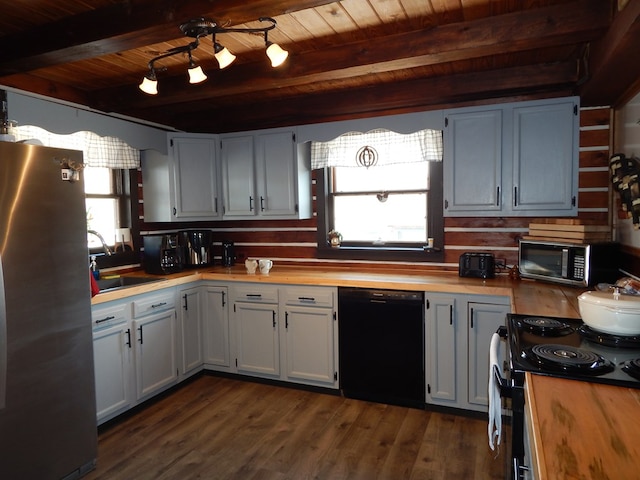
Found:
[91,265,584,318]
[525,373,640,480]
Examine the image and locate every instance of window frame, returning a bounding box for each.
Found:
[315,161,444,262]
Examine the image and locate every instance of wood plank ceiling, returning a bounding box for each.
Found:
[0,0,638,133]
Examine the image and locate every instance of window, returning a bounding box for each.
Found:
[314,129,444,262]
[85,166,132,252]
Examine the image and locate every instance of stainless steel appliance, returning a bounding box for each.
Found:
[493,313,640,479]
[518,239,619,287]
[338,287,425,408]
[143,234,184,274]
[179,229,214,266]
[0,141,98,478]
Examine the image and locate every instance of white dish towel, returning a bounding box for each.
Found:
[488,332,502,451]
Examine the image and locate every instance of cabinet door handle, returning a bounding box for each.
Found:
[272,310,276,328]
[513,186,518,207]
[444,199,449,209]
[125,328,131,348]
[138,325,143,344]
[470,308,474,328]
[214,197,218,213]
[260,196,265,211]
[249,196,254,211]
[496,186,500,206]
[285,311,289,329]
[221,291,226,307]
[449,305,453,325]
[95,315,115,325]
[183,294,188,311]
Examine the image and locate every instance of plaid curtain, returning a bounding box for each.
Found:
[310,128,443,169]
[13,125,140,169]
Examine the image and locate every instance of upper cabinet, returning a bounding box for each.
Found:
[141,134,221,222]
[443,97,579,217]
[220,128,312,220]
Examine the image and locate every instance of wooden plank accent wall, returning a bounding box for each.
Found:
[137,106,612,273]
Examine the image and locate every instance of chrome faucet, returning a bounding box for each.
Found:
[88,229,113,256]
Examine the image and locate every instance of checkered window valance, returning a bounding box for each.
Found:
[310,128,443,169]
[13,125,140,169]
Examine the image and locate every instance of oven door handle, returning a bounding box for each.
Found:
[493,325,518,399]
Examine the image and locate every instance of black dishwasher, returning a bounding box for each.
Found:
[338,287,425,408]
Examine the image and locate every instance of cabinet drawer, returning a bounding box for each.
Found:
[283,287,334,308]
[232,285,279,304]
[92,303,129,331]
[133,291,176,318]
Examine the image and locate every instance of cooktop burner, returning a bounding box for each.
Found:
[578,325,640,348]
[519,316,574,336]
[523,344,615,375]
[507,313,640,388]
[622,359,640,381]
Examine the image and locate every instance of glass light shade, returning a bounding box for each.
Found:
[138,76,158,95]
[188,65,208,84]
[214,46,236,69]
[266,42,289,67]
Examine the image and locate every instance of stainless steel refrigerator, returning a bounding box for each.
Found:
[0,141,97,478]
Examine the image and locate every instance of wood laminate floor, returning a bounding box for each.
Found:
[84,375,509,480]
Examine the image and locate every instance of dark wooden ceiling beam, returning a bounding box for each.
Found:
[128,61,578,132]
[0,0,337,75]
[92,0,608,113]
[579,0,640,106]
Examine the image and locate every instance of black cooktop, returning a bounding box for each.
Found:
[507,313,640,388]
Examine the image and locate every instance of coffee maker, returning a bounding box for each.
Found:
[143,234,184,274]
[222,241,236,267]
[178,230,214,267]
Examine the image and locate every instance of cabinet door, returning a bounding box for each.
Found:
[203,285,230,367]
[512,100,578,213]
[234,302,280,377]
[256,130,298,217]
[134,309,178,400]
[425,295,458,404]
[178,286,203,376]
[171,137,221,219]
[467,301,509,407]
[93,322,132,423]
[444,109,503,214]
[221,135,255,217]
[284,305,335,385]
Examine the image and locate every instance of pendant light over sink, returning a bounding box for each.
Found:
[139,17,289,95]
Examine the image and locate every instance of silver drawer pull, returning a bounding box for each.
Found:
[95,315,115,324]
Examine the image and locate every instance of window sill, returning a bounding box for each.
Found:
[317,245,444,262]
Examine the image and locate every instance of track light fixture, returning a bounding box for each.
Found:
[139,17,288,95]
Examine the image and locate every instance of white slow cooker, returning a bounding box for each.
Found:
[578,289,640,335]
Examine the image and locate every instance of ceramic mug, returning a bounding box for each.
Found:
[245,259,258,274]
[259,259,273,274]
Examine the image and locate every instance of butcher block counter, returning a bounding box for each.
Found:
[91,265,584,318]
[525,373,640,480]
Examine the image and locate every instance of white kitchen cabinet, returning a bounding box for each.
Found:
[141,133,220,222]
[132,290,178,401]
[220,128,311,220]
[426,294,510,412]
[92,301,133,425]
[203,284,230,369]
[177,285,203,378]
[281,286,338,388]
[231,284,280,378]
[443,96,579,217]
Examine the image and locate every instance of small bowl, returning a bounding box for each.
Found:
[578,290,640,335]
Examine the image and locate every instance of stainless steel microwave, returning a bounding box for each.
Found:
[518,239,619,287]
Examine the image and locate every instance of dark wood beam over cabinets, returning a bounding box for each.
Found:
[0,0,337,75]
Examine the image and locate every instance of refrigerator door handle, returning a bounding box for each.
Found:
[0,254,6,409]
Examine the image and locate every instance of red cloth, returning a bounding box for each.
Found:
[90,270,100,297]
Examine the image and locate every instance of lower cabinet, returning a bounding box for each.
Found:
[203,283,230,369]
[92,288,178,425]
[425,293,510,412]
[177,284,204,377]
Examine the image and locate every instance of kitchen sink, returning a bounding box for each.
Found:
[96,275,165,292]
